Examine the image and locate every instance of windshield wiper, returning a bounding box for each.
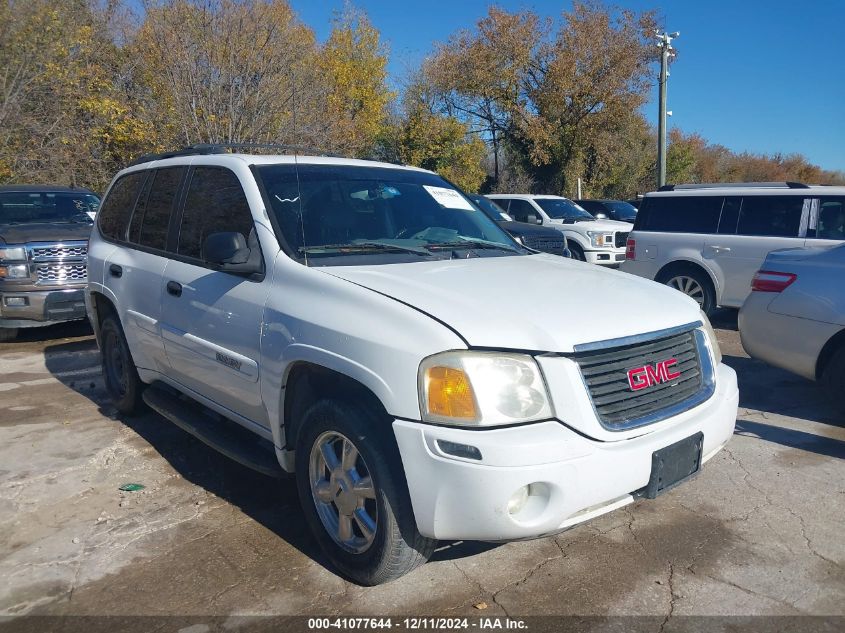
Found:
[298,242,433,256]
[425,239,520,253]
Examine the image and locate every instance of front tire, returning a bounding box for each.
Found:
[568,242,586,261]
[295,399,436,585]
[101,314,145,414]
[821,346,845,413]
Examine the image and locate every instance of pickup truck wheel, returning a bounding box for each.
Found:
[0,328,18,343]
[101,315,144,414]
[568,243,586,261]
[821,346,845,413]
[295,399,436,585]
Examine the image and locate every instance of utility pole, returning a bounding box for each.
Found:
[656,30,679,188]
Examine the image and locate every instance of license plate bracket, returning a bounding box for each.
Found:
[643,432,703,499]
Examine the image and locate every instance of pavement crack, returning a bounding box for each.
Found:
[658,562,676,633]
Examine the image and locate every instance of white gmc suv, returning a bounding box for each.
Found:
[86,147,738,585]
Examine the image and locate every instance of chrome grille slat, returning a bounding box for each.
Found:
[573,330,705,429]
[31,245,88,259]
[36,263,87,284]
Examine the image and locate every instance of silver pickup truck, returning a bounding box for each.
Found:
[0,185,100,341]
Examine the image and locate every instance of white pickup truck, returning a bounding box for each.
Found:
[86,147,738,585]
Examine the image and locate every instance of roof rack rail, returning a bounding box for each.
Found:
[658,181,810,192]
[128,143,343,167]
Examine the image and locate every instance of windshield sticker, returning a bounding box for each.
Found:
[422,186,474,211]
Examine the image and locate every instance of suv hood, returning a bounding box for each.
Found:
[550,218,632,232]
[323,254,700,352]
[0,222,93,244]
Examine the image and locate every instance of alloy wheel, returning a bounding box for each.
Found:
[309,431,378,554]
[667,275,705,307]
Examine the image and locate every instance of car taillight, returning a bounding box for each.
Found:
[751,270,797,292]
[626,238,636,260]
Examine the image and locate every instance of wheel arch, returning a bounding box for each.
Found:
[655,259,721,296]
[816,327,845,380]
[280,359,393,458]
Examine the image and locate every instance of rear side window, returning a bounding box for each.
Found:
[508,199,539,223]
[814,197,845,240]
[637,196,722,234]
[98,172,146,241]
[736,196,804,237]
[178,167,255,261]
[130,167,185,250]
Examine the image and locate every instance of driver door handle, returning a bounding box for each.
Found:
[166,281,182,297]
[709,245,731,253]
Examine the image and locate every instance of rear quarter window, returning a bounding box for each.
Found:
[635,196,723,234]
[97,171,147,241]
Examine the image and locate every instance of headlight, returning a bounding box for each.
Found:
[699,310,722,365]
[0,246,26,261]
[0,264,29,279]
[419,351,553,426]
[586,231,613,248]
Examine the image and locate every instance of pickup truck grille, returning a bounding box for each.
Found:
[36,262,88,284]
[522,235,567,255]
[574,329,704,429]
[31,244,88,259]
[614,231,629,248]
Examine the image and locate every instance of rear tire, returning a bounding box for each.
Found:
[101,314,145,414]
[820,346,845,413]
[657,266,717,316]
[0,328,18,343]
[295,399,436,585]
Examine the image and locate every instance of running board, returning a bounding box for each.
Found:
[142,386,284,478]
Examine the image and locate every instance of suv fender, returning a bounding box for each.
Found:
[656,259,722,301]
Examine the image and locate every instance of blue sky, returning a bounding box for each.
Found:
[294,0,845,172]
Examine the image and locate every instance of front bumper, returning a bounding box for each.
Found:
[585,248,627,266]
[0,288,87,327]
[393,363,738,541]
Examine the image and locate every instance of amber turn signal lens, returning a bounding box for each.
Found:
[425,366,477,420]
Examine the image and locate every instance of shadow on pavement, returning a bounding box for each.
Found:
[709,308,738,331]
[722,354,842,427]
[735,418,845,460]
[6,319,93,344]
[41,338,496,583]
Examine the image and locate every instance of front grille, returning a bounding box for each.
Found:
[574,330,703,428]
[31,245,88,259]
[522,235,566,255]
[36,263,87,284]
[614,231,629,248]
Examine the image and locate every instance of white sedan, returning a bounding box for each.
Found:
[739,244,845,411]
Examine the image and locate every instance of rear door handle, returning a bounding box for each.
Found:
[709,245,731,253]
[166,281,182,297]
[109,264,122,278]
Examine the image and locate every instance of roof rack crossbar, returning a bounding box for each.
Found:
[128,143,344,167]
[659,181,810,191]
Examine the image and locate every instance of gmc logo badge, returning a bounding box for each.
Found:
[627,359,681,391]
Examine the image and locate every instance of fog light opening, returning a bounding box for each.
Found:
[507,482,552,521]
[3,296,28,307]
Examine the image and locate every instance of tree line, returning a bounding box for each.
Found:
[1,0,841,196]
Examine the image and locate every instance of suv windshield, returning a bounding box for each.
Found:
[535,198,594,222]
[607,201,638,222]
[256,164,522,266]
[0,191,98,225]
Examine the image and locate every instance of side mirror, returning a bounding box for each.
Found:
[203,231,261,274]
